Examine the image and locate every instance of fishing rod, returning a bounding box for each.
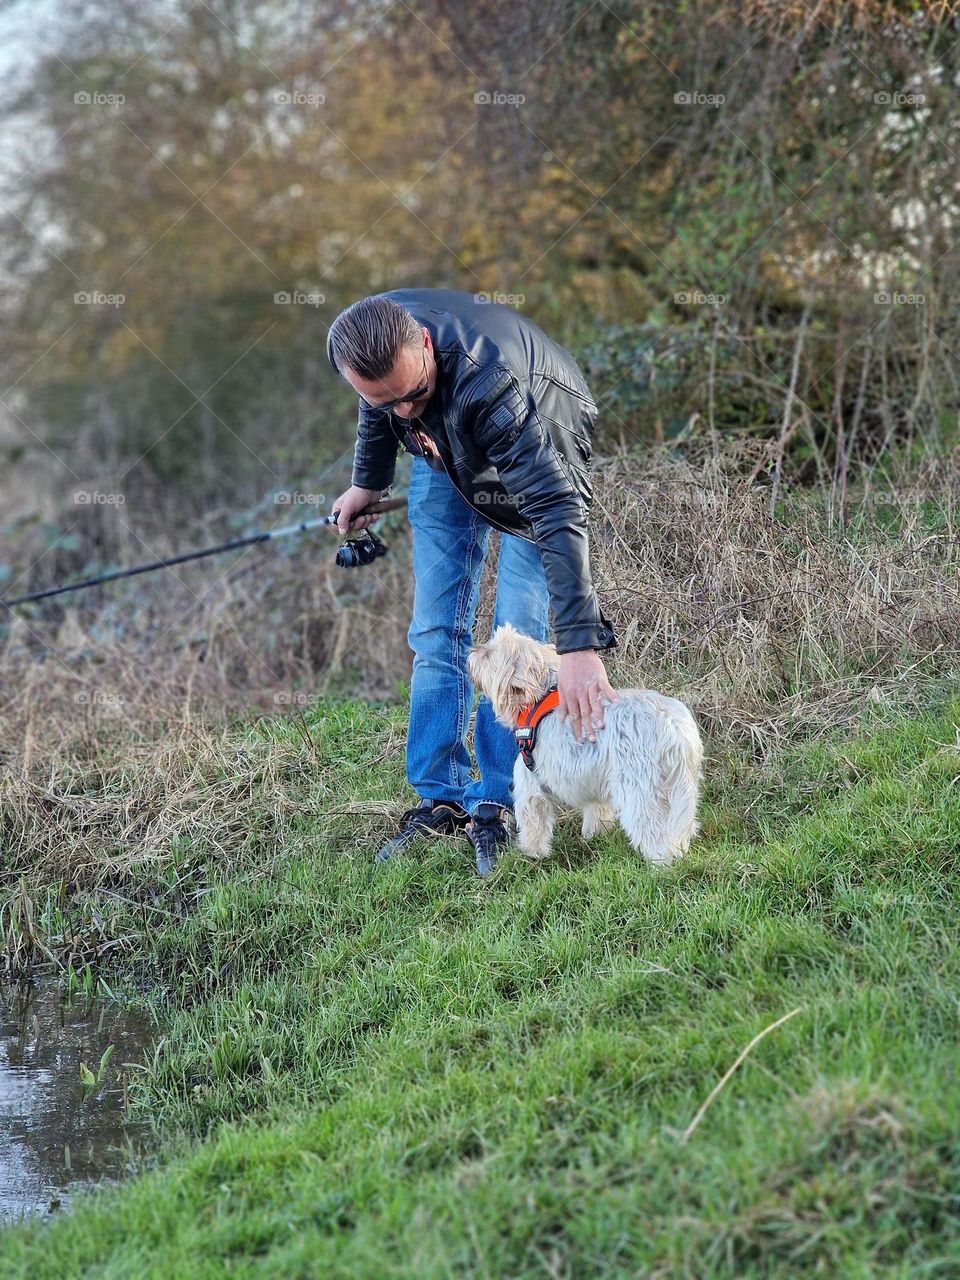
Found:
[0,497,406,609]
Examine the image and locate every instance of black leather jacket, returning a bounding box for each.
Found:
[337,287,617,654]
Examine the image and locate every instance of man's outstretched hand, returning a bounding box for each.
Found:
[557,649,618,744]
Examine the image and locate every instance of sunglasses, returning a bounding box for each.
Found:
[359,349,430,413]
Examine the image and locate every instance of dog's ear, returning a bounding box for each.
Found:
[516,640,557,696]
[466,644,487,688]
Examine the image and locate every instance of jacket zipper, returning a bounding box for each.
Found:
[392,411,535,542]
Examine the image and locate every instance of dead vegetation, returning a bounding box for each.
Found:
[2,438,959,894]
[592,438,960,752]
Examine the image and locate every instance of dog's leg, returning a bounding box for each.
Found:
[513,755,557,860]
[581,802,615,840]
[613,778,674,866]
[656,714,702,859]
[612,718,702,866]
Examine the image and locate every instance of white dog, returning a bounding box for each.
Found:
[467,623,703,866]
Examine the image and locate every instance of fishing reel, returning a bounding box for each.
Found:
[335,527,389,569]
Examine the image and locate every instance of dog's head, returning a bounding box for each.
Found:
[467,623,559,727]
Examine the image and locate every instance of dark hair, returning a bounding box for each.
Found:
[326,295,422,379]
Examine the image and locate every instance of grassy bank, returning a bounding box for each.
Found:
[2,693,960,1276]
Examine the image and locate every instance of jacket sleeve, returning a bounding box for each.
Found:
[351,401,401,490]
[469,369,616,655]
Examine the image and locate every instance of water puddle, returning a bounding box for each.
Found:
[0,977,154,1221]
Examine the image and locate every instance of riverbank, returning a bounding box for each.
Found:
[2,693,959,1275]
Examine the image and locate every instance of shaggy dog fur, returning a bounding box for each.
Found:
[467,624,703,866]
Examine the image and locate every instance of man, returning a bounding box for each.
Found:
[327,288,617,876]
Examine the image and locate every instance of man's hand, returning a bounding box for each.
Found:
[557,649,618,744]
[329,484,384,536]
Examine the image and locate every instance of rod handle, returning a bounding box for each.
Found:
[330,495,407,525]
[360,496,407,515]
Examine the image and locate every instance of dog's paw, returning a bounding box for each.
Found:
[645,848,681,869]
[519,843,553,861]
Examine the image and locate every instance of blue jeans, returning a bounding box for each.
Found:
[406,456,550,816]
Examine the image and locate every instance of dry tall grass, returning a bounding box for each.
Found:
[2,439,958,888]
[591,439,960,752]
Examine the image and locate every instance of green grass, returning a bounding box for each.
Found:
[3,697,960,1277]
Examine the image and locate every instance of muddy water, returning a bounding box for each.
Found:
[0,978,153,1221]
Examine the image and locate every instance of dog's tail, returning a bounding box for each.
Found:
[656,709,703,857]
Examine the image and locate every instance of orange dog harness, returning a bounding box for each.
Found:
[515,686,560,771]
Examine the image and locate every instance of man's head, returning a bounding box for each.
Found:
[327,295,436,419]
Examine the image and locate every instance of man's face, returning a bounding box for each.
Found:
[344,328,436,419]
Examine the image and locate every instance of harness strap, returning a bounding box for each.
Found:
[515,687,560,772]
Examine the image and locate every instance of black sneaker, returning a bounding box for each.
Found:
[375,798,469,863]
[467,803,516,878]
